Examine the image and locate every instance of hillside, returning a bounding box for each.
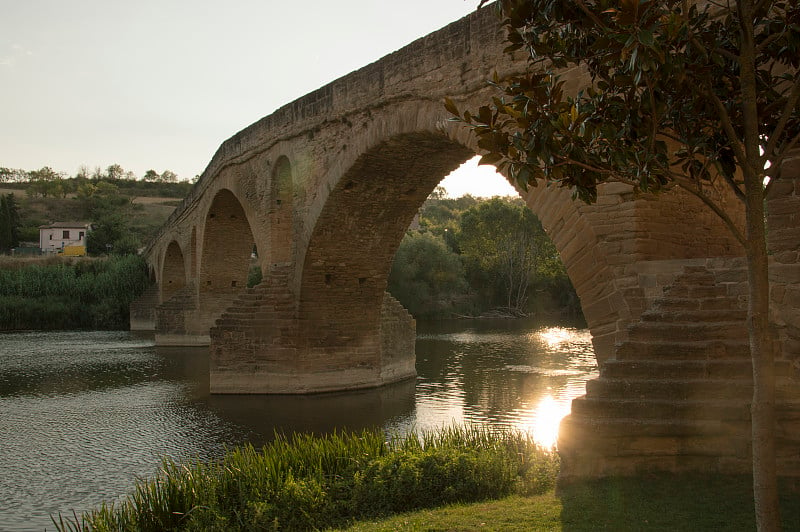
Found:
[1,180,189,250]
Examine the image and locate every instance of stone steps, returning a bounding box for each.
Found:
[600,358,794,379]
[600,359,752,380]
[615,339,751,360]
[570,396,752,422]
[627,321,748,342]
[572,396,800,425]
[640,308,747,322]
[211,266,297,334]
[559,262,800,477]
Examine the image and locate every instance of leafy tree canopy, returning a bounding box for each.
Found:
[449,0,798,242]
[447,2,798,528]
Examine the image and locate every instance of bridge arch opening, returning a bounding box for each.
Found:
[296,126,643,372]
[270,156,294,266]
[295,132,590,366]
[161,240,186,301]
[199,189,257,305]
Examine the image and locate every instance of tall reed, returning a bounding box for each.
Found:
[0,255,150,330]
[54,426,558,531]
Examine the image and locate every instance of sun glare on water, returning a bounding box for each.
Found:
[516,395,574,448]
[536,326,574,348]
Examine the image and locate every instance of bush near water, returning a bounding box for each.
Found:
[0,255,150,330]
[54,426,558,532]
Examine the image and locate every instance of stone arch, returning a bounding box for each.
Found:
[296,131,469,378]
[269,156,294,266]
[297,124,620,364]
[161,240,186,301]
[199,189,257,304]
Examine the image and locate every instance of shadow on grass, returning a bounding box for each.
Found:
[558,474,800,531]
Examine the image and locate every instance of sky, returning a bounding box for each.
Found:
[1,0,516,198]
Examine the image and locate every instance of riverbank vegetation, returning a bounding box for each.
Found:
[0,255,150,330]
[54,424,800,531]
[54,426,558,531]
[388,190,580,320]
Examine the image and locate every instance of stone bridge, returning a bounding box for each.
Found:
[132,6,800,478]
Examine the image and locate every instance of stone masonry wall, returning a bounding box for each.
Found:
[379,292,417,384]
[768,151,800,370]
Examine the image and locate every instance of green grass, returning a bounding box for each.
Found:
[342,475,800,531]
[340,494,561,531]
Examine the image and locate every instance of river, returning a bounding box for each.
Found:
[0,319,596,531]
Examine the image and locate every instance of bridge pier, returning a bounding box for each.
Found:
[208,279,416,394]
[153,283,245,346]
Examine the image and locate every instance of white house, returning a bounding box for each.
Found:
[39,222,91,255]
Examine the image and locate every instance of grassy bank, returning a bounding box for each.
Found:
[53,424,800,531]
[342,475,800,531]
[54,427,558,531]
[0,255,150,330]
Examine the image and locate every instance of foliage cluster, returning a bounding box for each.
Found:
[388,191,579,320]
[77,181,143,255]
[0,255,150,330]
[55,426,558,532]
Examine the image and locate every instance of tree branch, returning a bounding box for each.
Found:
[700,73,749,166]
[763,74,800,160]
[756,30,784,54]
[574,0,607,29]
[551,155,613,176]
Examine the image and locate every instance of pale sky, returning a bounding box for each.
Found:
[0,0,516,198]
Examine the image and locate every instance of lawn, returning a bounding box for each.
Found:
[342,475,800,531]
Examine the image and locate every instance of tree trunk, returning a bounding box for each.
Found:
[737,1,781,528]
[746,194,780,531]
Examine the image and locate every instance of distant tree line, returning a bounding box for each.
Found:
[1,164,194,198]
[388,188,581,321]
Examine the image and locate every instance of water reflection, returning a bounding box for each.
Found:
[403,321,597,447]
[0,320,596,530]
[205,380,417,447]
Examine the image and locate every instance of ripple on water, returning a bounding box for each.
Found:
[1,324,597,531]
[0,332,239,532]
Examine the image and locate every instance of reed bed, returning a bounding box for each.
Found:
[0,254,150,330]
[54,426,558,531]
